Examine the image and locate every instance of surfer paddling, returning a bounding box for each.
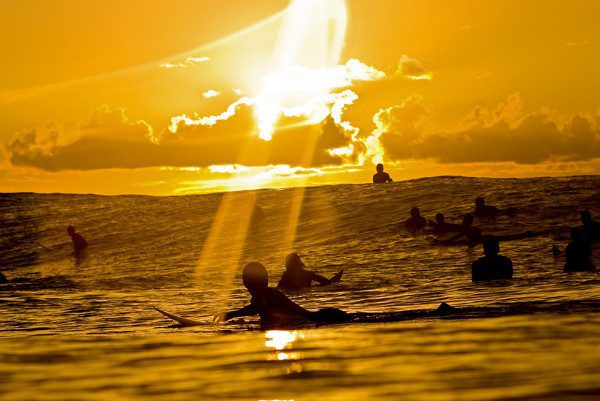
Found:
[217,262,349,328]
[277,253,343,290]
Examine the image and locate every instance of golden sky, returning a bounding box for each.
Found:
[1,0,599,195]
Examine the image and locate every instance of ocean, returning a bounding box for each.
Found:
[1,176,599,400]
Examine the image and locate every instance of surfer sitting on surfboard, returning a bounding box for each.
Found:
[277,253,343,291]
[217,262,349,328]
[67,225,88,253]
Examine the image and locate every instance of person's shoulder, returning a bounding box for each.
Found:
[472,257,487,268]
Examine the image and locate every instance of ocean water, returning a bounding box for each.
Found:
[1,176,599,400]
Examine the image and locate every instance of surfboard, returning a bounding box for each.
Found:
[153,306,203,327]
[330,269,343,283]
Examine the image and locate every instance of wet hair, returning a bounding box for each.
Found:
[285,253,304,270]
[376,163,384,173]
[475,197,485,207]
[462,213,474,226]
[242,262,268,290]
[67,225,75,234]
[435,213,444,223]
[410,207,421,217]
[482,236,500,256]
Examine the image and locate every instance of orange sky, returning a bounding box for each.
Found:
[1,0,599,195]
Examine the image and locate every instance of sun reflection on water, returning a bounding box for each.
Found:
[265,330,304,362]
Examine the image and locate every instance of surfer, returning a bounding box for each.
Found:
[372,163,393,183]
[67,226,88,253]
[440,213,483,247]
[474,197,500,218]
[474,197,516,219]
[564,227,596,272]
[580,210,600,241]
[471,236,513,281]
[277,253,343,290]
[217,262,349,328]
[405,207,427,231]
[428,213,462,235]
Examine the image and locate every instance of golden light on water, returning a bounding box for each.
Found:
[194,0,356,309]
[265,330,304,362]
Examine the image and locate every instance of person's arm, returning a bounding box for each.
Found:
[216,304,258,322]
[387,174,393,182]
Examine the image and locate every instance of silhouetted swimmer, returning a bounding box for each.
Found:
[471,236,513,281]
[250,204,265,229]
[277,253,343,291]
[67,226,88,253]
[218,262,349,328]
[580,210,600,241]
[441,213,483,247]
[564,228,596,272]
[405,207,427,230]
[0,271,8,284]
[474,197,500,218]
[428,213,462,235]
[372,163,393,183]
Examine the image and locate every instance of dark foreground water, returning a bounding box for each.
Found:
[1,176,599,400]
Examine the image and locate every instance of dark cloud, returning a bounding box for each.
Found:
[378,94,600,164]
[7,105,348,171]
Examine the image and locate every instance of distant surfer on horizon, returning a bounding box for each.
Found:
[372,163,393,183]
[471,236,513,281]
[405,207,427,231]
[216,262,349,328]
[67,225,88,253]
[277,253,343,291]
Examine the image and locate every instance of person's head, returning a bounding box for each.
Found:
[435,213,445,223]
[67,226,76,235]
[581,210,592,225]
[570,227,584,241]
[482,236,500,257]
[462,213,474,226]
[376,163,384,173]
[475,197,485,208]
[285,252,304,271]
[410,207,421,218]
[242,262,268,292]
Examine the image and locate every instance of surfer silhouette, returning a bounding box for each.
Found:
[372,163,393,183]
[564,227,596,272]
[405,207,427,230]
[428,213,462,235]
[277,253,343,290]
[67,226,88,253]
[441,213,483,247]
[471,236,513,281]
[474,196,517,219]
[580,210,600,241]
[217,262,349,328]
